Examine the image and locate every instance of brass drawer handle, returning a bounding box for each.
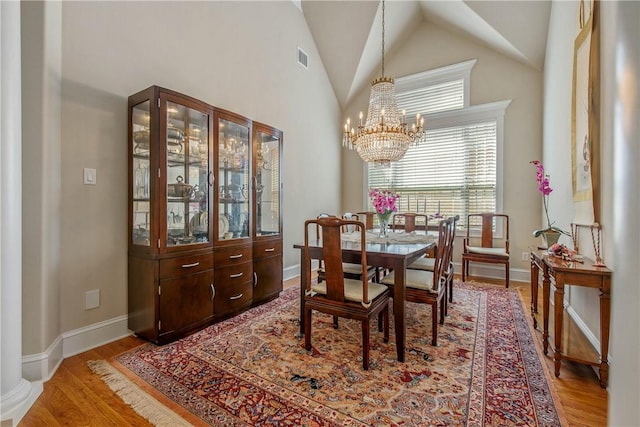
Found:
[181,262,200,268]
[230,293,243,300]
[229,254,243,259]
[264,248,275,252]
[229,272,243,278]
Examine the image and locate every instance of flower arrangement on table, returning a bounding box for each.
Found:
[530,160,569,246]
[547,243,580,262]
[368,188,399,237]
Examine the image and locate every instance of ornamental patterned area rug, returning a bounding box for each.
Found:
[96,281,565,426]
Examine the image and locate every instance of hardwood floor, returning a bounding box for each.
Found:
[19,276,608,426]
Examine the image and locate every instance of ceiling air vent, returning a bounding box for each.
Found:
[297,47,308,69]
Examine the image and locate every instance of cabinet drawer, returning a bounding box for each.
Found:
[214,261,252,286]
[253,240,282,260]
[214,277,253,316]
[159,253,213,279]
[214,245,252,268]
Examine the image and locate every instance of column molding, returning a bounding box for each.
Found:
[0,1,41,424]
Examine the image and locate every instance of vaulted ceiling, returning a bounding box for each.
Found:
[300,0,551,108]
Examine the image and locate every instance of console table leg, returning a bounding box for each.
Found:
[542,265,551,355]
[530,256,539,310]
[599,278,611,388]
[553,280,565,377]
[599,362,609,388]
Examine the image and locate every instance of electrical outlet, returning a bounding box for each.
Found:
[521,251,529,261]
[85,289,100,310]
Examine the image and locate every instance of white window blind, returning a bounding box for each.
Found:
[368,121,497,222]
[395,79,464,116]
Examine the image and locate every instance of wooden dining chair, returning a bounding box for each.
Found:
[380,217,454,346]
[303,216,390,370]
[340,213,379,283]
[461,213,510,288]
[408,215,459,307]
[356,212,375,230]
[314,213,335,284]
[341,212,359,232]
[391,213,429,232]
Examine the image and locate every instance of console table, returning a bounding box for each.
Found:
[530,248,612,388]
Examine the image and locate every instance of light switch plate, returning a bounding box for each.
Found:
[83,168,96,185]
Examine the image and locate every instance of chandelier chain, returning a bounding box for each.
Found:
[381,0,385,77]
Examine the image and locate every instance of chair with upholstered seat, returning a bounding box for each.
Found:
[461,213,510,288]
[380,217,454,346]
[303,216,390,370]
[408,215,459,307]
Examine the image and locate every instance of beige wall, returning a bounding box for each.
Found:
[341,20,544,273]
[22,1,342,352]
[21,1,63,358]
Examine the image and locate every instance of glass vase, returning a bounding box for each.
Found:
[377,212,392,238]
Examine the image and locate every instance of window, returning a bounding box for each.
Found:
[366,60,510,230]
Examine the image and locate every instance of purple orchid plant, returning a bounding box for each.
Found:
[530,160,569,237]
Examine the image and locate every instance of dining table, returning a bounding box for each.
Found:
[294,230,436,362]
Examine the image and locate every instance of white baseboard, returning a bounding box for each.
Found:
[459,262,529,283]
[565,303,611,364]
[284,264,299,282]
[22,315,132,382]
[62,314,131,359]
[21,336,63,383]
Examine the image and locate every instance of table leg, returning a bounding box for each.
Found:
[542,264,551,355]
[299,248,307,336]
[393,260,407,362]
[530,256,540,329]
[553,279,565,377]
[599,277,611,388]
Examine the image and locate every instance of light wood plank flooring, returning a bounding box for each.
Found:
[19,276,607,426]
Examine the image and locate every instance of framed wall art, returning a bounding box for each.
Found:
[571,0,601,223]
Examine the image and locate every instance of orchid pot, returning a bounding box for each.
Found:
[540,229,561,249]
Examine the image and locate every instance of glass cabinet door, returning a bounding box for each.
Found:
[217,115,250,242]
[165,100,211,248]
[131,100,151,246]
[254,124,282,237]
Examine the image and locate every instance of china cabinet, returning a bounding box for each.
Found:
[128,86,283,344]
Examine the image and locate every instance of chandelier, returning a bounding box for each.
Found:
[342,0,424,167]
